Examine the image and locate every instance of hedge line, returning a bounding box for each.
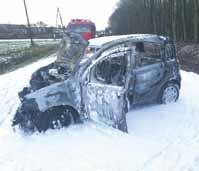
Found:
[0,44,58,75]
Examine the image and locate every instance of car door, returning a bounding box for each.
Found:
[133,42,165,103]
[83,50,131,132]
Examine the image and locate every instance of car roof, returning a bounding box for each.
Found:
[78,34,170,73]
[80,34,169,69]
[89,34,169,47]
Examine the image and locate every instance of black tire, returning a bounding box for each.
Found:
[159,83,179,104]
[35,105,81,132]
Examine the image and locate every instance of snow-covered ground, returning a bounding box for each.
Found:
[0,39,60,54]
[0,57,199,171]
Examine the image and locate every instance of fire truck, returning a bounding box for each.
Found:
[66,19,96,40]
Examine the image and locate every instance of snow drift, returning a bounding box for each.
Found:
[0,56,199,171]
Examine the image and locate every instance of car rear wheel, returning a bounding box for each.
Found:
[159,83,179,104]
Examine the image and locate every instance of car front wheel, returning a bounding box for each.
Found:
[35,105,82,132]
[159,83,179,104]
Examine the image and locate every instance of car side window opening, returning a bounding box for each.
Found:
[92,53,127,87]
[100,43,128,58]
[165,43,175,60]
[133,42,162,67]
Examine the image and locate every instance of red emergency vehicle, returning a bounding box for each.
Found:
[66,19,96,40]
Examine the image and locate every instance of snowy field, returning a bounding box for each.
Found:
[0,39,60,54]
[0,56,199,171]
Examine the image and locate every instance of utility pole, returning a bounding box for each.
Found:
[56,8,64,29]
[56,8,59,28]
[55,7,65,40]
[23,0,34,46]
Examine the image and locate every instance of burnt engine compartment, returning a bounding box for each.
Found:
[18,62,72,101]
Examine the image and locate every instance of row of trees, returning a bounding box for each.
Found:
[109,0,199,43]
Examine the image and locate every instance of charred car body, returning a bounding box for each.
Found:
[13,34,181,133]
[19,34,134,99]
[18,31,88,100]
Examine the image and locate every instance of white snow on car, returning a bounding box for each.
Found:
[86,34,158,57]
[86,34,136,55]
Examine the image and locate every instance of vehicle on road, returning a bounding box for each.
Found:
[66,19,96,40]
[13,34,181,133]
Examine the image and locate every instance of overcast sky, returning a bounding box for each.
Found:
[0,0,119,30]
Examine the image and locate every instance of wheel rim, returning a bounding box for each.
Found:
[162,86,178,104]
[49,107,74,129]
[35,106,80,131]
[51,114,65,129]
[51,111,72,129]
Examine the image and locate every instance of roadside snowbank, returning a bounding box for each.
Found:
[0,55,56,125]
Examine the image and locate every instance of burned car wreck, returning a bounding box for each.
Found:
[18,31,88,100]
[13,34,181,133]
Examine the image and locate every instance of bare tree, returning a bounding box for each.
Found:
[109,0,199,43]
[181,0,187,41]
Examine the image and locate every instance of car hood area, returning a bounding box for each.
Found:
[25,77,80,113]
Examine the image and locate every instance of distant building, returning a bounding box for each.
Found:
[0,24,63,39]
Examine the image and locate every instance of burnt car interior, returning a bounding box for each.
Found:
[134,42,162,67]
[90,41,162,88]
[93,52,127,87]
[165,43,175,60]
